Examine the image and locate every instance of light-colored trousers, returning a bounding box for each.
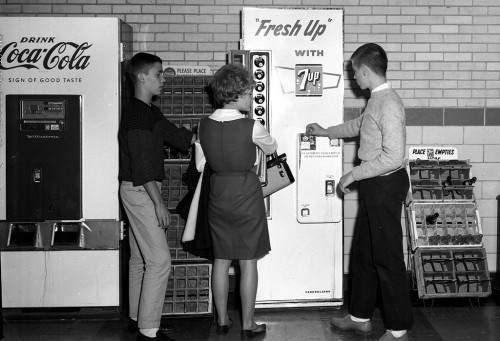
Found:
[120,181,171,329]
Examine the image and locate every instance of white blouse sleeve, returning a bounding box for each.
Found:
[252,121,278,155]
[194,140,206,172]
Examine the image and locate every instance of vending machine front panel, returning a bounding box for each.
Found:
[6,94,82,221]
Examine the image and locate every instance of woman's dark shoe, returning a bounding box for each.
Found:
[216,318,233,336]
[240,323,266,340]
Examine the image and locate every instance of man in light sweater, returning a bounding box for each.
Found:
[305,43,413,341]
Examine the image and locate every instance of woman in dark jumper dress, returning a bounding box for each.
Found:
[195,63,277,340]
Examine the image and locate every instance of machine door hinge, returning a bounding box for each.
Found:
[120,220,125,240]
[119,42,125,62]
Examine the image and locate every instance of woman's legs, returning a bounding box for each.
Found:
[213,258,261,330]
[212,258,232,326]
[239,258,258,330]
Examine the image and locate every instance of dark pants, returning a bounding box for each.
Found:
[349,168,414,331]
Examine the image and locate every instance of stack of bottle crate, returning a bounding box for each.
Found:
[158,75,214,316]
[406,159,492,299]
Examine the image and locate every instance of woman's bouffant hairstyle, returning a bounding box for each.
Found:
[127,52,162,85]
[351,43,388,77]
[209,63,254,108]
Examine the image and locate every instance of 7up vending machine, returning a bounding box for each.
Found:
[239,7,344,307]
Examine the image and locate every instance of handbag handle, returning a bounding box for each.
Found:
[267,152,286,168]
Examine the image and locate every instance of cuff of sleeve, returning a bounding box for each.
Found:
[327,126,337,139]
[351,167,359,182]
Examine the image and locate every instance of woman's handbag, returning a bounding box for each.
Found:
[262,152,295,197]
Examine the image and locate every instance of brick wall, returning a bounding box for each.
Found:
[1,0,499,273]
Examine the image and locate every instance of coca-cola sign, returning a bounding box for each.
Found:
[0,36,92,71]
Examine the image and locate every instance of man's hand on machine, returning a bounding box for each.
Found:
[305,123,328,137]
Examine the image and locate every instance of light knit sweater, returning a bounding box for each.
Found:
[327,85,406,181]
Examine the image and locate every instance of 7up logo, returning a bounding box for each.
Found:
[295,64,323,96]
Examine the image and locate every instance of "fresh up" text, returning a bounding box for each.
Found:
[254,19,329,41]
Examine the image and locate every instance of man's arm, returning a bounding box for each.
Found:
[160,119,194,152]
[305,116,362,140]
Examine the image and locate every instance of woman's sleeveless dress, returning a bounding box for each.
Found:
[199,117,270,260]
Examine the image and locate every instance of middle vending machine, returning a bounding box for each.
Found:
[231,7,345,307]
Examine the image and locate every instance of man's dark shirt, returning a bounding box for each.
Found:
[119,98,193,186]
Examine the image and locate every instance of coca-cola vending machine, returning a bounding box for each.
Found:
[0,17,132,310]
[234,7,345,307]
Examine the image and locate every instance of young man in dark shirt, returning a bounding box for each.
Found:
[119,52,194,341]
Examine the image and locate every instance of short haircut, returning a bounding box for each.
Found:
[351,43,387,76]
[127,52,162,85]
[209,63,254,108]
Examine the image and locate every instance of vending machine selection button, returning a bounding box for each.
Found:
[254,94,265,104]
[254,69,265,80]
[254,106,265,116]
[254,56,265,67]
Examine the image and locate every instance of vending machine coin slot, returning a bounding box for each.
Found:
[325,180,335,196]
[33,169,42,183]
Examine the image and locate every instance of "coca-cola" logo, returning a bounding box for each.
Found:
[0,39,93,71]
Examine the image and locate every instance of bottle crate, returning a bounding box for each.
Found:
[159,75,213,116]
[414,248,491,299]
[456,271,491,295]
[406,159,475,203]
[422,272,457,296]
[453,249,488,271]
[421,249,454,272]
[163,263,212,315]
[158,75,214,317]
[163,117,204,161]
[407,202,482,250]
[165,214,203,261]
[162,163,189,209]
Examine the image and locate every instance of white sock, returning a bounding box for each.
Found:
[139,328,159,338]
[390,329,407,338]
[350,315,370,322]
[130,317,137,322]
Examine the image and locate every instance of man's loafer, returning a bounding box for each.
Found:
[136,330,176,341]
[378,330,409,341]
[128,319,175,334]
[330,315,372,336]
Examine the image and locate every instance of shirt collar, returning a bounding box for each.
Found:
[371,82,390,93]
[211,109,245,120]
